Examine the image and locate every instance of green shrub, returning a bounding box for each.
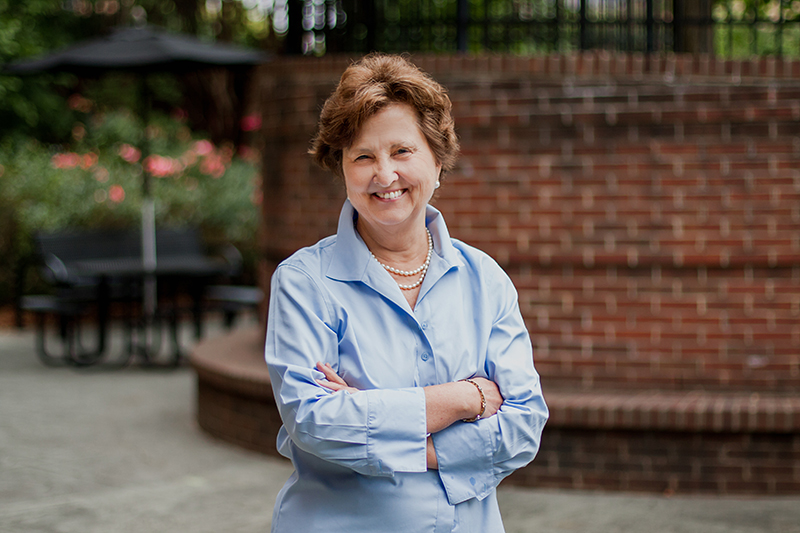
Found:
[0,102,261,303]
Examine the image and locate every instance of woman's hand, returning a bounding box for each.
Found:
[468,377,503,420]
[425,377,505,434]
[315,361,360,394]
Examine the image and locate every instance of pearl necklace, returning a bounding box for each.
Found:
[370,229,432,291]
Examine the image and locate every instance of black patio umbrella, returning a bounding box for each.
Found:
[5,24,266,75]
[5,24,267,335]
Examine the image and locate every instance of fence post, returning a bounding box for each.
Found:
[674,0,714,54]
[457,0,469,53]
[580,0,588,50]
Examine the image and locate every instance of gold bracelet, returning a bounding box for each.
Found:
[461,378,485,422]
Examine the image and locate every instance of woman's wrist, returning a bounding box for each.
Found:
[460,378,486,422]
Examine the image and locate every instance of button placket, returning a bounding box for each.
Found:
[415,303,438,385]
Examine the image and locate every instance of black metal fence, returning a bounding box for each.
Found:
[288,0,800,57]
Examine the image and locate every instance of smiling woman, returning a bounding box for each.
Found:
[341,103,442,276]
[264,53,548,533]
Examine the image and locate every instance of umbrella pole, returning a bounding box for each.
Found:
[140,76,159,358]
[142,199,157,311]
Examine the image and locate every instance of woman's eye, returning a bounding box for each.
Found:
[354,155,370,161]
[395,148,411,155]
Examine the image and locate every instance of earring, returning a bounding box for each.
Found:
[435,180,440,189]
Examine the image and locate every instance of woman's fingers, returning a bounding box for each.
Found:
[317,379,345,391]
[472,377,504,419]
[316,361,360,394]
[316,361,347,385]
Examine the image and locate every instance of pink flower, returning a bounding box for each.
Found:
[109,185,125,203]
[72,123,86,142]
[51,152,81,169]
[180,150,198,167]
[80,152,98,170]
[219,143,235,162]
[199,153,226,178]
[192,139,214,156]
[171,108,188,122]
[143,154,182,178]
[240,114,262,132]
[238,145,259,164]
[93,166,110,183]
[67,94,93,113]
[170,158,185,176]
[118,144,141,163]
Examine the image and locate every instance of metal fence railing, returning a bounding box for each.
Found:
[287,0,800,57]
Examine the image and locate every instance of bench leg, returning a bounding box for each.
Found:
[33,312,96,367]
[66,319,107,367]
[223,310,237,329]
[33,312,70,367]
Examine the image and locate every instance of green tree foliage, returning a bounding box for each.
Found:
[712,0,800,57]
[0,1,101,140]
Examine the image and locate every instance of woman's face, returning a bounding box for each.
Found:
[342,103,441,238]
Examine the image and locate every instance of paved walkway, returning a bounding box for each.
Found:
[1,321,799,533]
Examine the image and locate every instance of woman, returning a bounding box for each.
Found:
[265,53,548,532]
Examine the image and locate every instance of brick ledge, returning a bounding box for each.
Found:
[189,326,272,400]
[546,389,800,434]
[189,326,800,435]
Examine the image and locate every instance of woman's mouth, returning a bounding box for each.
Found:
[374,190,405,200]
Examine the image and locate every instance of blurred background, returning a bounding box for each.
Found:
[1,0,798,496]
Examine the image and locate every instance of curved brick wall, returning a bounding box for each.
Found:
[257,52,800,392]
[191,327,283,458]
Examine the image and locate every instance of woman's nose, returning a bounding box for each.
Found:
[372,160,397,187]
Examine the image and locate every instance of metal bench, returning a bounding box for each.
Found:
[22,227,258,367]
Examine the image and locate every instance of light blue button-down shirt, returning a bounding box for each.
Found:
[265,200,548,532]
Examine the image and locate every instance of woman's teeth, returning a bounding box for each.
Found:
[375,190,403,199]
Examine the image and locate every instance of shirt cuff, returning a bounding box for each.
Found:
[364,387,428,475]
[432,415,498,505]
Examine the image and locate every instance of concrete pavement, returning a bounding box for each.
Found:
[1,320,799,533]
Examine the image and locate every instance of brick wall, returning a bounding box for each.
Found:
[242,52,800,493]
[257,52,800,394]
[508,427,800,493]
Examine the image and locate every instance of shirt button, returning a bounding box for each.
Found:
[421,322,428,330]
[421,352,429,361]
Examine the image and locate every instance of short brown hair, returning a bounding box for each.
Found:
[309,53,459,180]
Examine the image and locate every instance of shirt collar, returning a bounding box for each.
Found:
[326,199,463,283]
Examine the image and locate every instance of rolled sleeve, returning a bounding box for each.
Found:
[432,417,496,504]
[432,270,549,504]
[267,264,429,476]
